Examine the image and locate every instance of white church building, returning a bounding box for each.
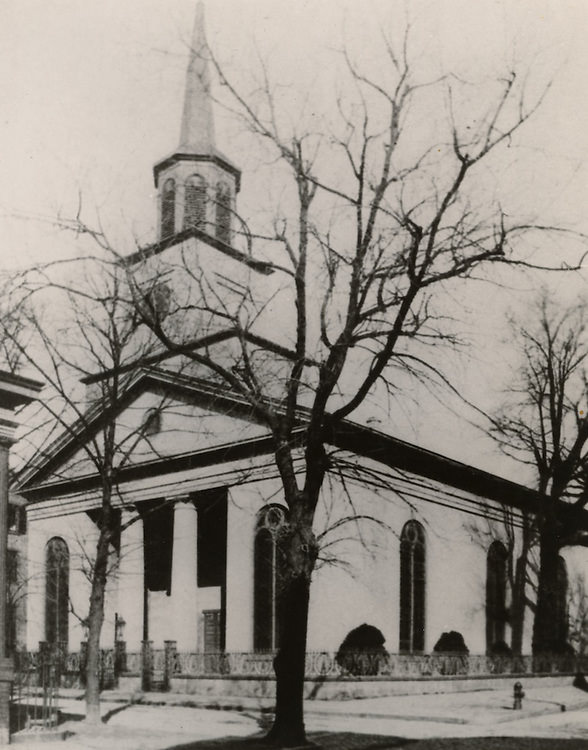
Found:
[13,4,588,694]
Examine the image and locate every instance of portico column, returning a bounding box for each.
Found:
[171,498,198,651]
[117,508,144,651]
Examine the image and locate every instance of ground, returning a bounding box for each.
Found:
[9,682,588,750]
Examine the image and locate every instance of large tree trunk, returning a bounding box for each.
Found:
[510,555,526,655]
[85,528,110,724]
[266,502,318,748]
[532,528,561,653]
[267,573,312,747]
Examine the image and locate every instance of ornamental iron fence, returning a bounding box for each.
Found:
[10,645,588,696]
[10,647,60,735]
[167,650,588,680]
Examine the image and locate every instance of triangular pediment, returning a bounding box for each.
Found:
[16,370,271,493]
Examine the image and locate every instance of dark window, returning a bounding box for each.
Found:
[399,520,426,653]
[203,609,222,652]
[184,175,206,230]
[161,178,176,239]
[486,541,508,651]
[140,501,174,595]
[555,556,568,645]
[253,505,287,651]
[143,282,171,321]
[142,408,162,437]
[45,537,69,647]
[196,489,227,588]
[215,184,231,244]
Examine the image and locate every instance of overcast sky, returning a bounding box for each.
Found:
[2,0,588,479]
[2,0,588,263]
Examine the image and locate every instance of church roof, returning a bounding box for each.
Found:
[15,363,588,533]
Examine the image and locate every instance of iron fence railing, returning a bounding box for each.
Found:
[11,646,588,692]
[11,650,60,735]
[167,650,588,679]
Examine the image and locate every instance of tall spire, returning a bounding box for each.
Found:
[178,2,215,154]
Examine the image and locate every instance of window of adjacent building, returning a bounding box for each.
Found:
[184,174,207,231]
[215,183,231,244]
[486,540,508,652]
[6,549,19,653]
[161,178,176,239]
[399,520,426,653]
[45,537,69,647]
[8,503,26,535]
[253,504,287,652]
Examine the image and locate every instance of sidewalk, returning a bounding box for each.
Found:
[9,681,588,749]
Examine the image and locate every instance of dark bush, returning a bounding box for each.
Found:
[489,640,513,657]
[433,631,469,654]
[335,624,388,676]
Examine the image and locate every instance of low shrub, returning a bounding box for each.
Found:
[433,630,469,654]
[335,624,388,676]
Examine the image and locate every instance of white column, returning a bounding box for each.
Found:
[117,509,144,651]
[171,498,198,651]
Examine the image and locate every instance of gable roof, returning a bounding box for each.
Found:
[15,366,270,493]
[15,367,588,531]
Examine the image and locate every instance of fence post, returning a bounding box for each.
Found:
[164,641,177,691]
[141,640,153,692]
[115,640,127,679]
[80,641,88,687]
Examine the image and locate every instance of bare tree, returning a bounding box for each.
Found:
[116,31,581,744]
[491,295,588,654]
[2,257,177,723]
[466,506,537,655]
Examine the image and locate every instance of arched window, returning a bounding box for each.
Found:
[215,183,231,244]
[183,175,207,231]
[161,178,176,239]
[253,504,287,651]
[555,556,568,645]
[45,537,69,647]
[399,520,426,652]
[486,541,508,652]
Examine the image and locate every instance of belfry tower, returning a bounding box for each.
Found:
[153,3,240,245]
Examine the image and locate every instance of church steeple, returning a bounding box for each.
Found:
[153,2,240,243]
[178,2,215,154]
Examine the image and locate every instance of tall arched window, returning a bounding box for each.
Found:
[215,183,231,244]
[399,520,426,652]
[161,178,176,239]
[555,556,568,645]
[486,540,508,651]
[253,505,287,651]
[45,537,69,647]
[184,174,207,231]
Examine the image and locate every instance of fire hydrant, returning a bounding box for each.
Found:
[513,681,524,710]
